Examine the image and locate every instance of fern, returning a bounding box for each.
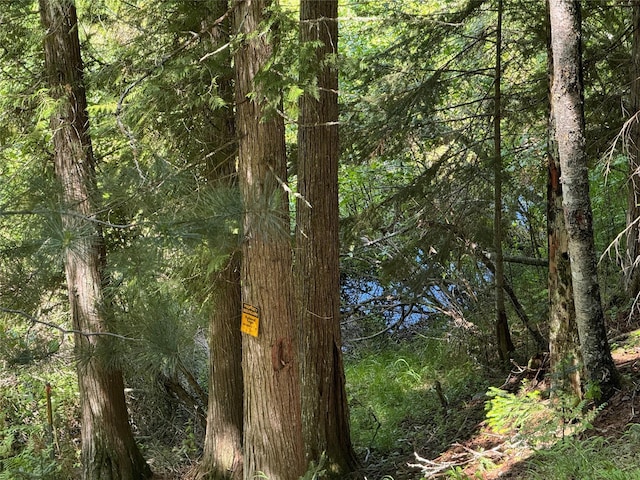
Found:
[485,385,607,446]
[0,443,59,480]
[485,386,550,437]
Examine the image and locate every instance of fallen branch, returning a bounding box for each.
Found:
[409,440,518,478]
[408,451,471,478]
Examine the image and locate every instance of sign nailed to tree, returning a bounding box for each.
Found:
[241,303,260,337]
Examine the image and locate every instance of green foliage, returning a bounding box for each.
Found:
[0,0,637,477]
[0,442,58,480]
[485,386,550,438]
[0,362,79,479]
[526,425,640,480]
[338,0,553,366]
[346,336,486,454]
[0,322,60,367]
[485,385,604,446]
[299,452,327,480]
[445,465,491,480]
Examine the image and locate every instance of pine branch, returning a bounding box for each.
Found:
[115,3,237,176]
[0,208,142,229]
[0,306,139,341]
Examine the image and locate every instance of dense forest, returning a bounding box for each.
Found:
[2,0,640,479]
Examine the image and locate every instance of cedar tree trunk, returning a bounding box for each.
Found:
[234,0,306,478]
[200,256,243,480]
[39,1,151,478]
[198,2,244,478]
[295,0,358,474]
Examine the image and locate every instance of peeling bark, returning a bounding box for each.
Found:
[549,0,619,401]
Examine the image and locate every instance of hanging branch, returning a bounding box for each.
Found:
[0,306,138,340]
[422,220,549,351]
[348,304,415,342]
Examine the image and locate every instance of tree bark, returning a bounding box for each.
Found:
[549,0,620,401]
[493,0,514,363]
[234,1,306,478]
[198,2,244,479]
[39,1,151,479]
[546,0,581,397]
[547,135,582,397]
[295,0,358,474]
[626,0,640,300]
[200,256,243,480]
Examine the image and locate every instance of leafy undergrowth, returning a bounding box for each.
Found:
[7,321,640,479]
[399,329,640,480]
[346,333,501,479]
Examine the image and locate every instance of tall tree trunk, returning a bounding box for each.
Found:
[200,256,243,480]
[547,128,582,397]
[233,1,306,479]
[493,0,514,363]
[546,0,581,397]
[549,0,620,401]
[626,0,640,300]
[477,252,548,351]
[39,1,151,479]
[198,4,243,479]
[295,0,358,474]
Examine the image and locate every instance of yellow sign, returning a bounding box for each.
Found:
[241,303,260,337]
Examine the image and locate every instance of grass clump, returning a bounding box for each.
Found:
[526,424,640,479]
[345,335,487,456]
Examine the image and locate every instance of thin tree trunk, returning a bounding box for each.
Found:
[295,0,358,474]
[549,0,620,401]
[546,0,581,397]
[39,1,151,479]
[626,0,640,300]
[198,2,243,478]
[233,1,306,478]
[200,256,243,480]
[478,252,548,351]
[493,0,514,362]
[547,138,582,396]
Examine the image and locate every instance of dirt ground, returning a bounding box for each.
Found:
[154,318,640,480]
[404,320,640,480]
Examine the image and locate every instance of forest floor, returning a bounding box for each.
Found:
[386,317,640,480]
[158,318,640,480]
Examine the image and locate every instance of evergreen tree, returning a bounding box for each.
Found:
[295,0,358,474]
[338,0,549,359]
[38,0,151,478]
[233,1,306,478]
[549,0,620,401]
[492,0,514,363]
[198,2,243,479]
